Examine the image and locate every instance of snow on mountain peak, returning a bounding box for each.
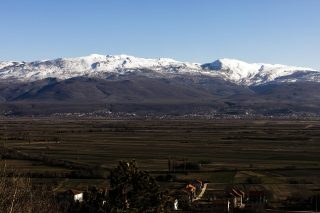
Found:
[0,54,201,81]
[202,58,318,85]
[0,54,319,85]
[202,58,261,81]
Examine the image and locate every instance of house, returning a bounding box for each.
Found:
[184,179,204,199]
[189,179,203,191]
[226,188,245,208]
[185,183,197,197]
[74,192,84,202]
[63,189,84,202]
[170,179,205,210]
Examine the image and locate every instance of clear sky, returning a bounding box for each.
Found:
[0,0,319,68]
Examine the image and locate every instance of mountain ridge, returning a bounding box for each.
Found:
[0,54,318,86]
[1,54,320,116]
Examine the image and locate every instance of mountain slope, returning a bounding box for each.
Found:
[1,75,320,116]
[0,75,254,103]
[0,75,257,115]
[1,54,320,116]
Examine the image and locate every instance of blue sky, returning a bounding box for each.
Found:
[0,0,319,68]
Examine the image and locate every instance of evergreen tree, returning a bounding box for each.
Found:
[108,160,161,212]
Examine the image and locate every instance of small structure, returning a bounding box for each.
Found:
[185,179,204,200]
[171,179,206,210]
[74,192,83,202]
[189,179,203,191]
[227,188,245,208]
[185,183,197,197]
[63,189,84,202]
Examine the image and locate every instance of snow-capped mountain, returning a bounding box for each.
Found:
[0,54,319,85]
[1,54,320,116]
[202,58,319,85]
[0,54,202,82]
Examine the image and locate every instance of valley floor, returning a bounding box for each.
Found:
[0,118,319,210]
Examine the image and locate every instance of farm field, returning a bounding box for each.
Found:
[0,118,319,205]
[1,118,320,169]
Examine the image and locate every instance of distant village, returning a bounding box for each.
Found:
[40,110,320,120]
